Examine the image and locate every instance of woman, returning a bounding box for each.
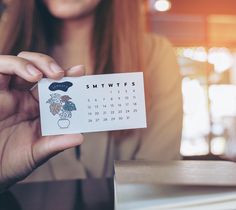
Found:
[0,0,182,190]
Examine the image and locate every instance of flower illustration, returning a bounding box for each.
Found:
[47,93,76,128]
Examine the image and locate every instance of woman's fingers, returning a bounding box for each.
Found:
[66,65,85,77]
[0,51,86,91]
[18,52,65,80]
[0,55,43,89]
[0,52,65,90]
[33,133,84,166]
[0,53,85,91]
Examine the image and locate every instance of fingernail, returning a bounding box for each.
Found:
[69,65,85,72]
[50,63,64,73]
[27,65,42,77]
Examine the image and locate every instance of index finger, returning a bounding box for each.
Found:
[0,55,43,90]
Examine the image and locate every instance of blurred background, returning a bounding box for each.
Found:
[147,0,236,160]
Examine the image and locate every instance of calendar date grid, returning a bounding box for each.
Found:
[86,88,138,124]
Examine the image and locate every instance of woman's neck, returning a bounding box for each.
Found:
[52,14,94,74]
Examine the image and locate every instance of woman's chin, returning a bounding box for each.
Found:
[43,0,101,20]
[49,9,95,20]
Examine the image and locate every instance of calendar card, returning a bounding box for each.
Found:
[38,72,147,136]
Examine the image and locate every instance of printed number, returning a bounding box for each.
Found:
[111,117,116,121]
[125,96,129,100]
[103,104,107,108]
[88,119,92,123]
[88,112,92,115]
[103,118,108,121]
[103,111,107,115]
[126,110,130,113]
[111,111,115,114]
[133,109,138,112]
[94,105,99,108]
[95,118,100,122]
[119,117,123,120]
[95,112,99,115]
[88,105,92,109]
[133,102,137,106]
[118,103,122,107]
[110,104,114,107]
[118,110,122,113]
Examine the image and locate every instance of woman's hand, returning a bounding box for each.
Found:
[0,52,85,191]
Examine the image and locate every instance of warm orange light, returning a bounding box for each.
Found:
[154,0,171,12]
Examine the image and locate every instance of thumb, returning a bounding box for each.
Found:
[32,134,84,166]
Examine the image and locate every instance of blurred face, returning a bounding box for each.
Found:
[43,0,101,19]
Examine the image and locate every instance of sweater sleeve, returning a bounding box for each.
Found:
[136,35,183,161]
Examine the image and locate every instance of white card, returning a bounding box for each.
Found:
[38,72,147,136]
